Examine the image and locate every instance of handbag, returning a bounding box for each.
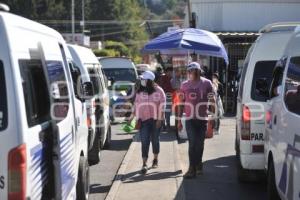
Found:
[206,118,214,139]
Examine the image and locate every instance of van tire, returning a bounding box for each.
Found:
[267,160,281,200]
[104,125,112,149]
[76,156,90,200]
[88,132,101,166]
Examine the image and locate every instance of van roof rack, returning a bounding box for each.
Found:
[260,22,300,33]
[0,3,10,12]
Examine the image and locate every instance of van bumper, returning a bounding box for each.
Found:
[240,153,265,170]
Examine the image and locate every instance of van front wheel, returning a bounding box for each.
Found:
[76,156,90,200]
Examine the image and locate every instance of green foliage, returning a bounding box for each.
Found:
[2,0,184,63]
[105,41,130,56]
[93,49,119,57]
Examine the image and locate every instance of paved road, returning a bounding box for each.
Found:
[88,123,134,200]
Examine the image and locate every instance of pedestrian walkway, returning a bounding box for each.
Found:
[106,118,267,200]
[106,131,185,200]
[178,118,267,200]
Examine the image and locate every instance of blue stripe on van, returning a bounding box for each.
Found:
[30,143,47,200]
[60,133,76,199]
[29,132,76,199]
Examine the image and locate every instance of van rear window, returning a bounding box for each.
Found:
[251,61,277,102]
[0,61,8,131]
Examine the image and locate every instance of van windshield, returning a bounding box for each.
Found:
[103,68,137,82]
[251,60,277,102]
[0,61,8,131]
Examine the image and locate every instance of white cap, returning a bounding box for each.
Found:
[187,62,202,71]
[140,70,155,81]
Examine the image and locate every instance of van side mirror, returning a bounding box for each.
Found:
[108,77,114,89]
[82,82,94,99]
[51,82,61,99]
[275,85,283,96]
[255,78,269,99]
[107,80,112,87]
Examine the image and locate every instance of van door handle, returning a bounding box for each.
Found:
[274,116,277,125]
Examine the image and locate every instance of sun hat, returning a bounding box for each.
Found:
[140,70,155,81]
[187,62,202,71]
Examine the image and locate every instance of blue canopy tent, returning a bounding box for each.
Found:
[142,28,229,65]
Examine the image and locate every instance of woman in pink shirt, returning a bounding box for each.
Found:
[131,71,166,174]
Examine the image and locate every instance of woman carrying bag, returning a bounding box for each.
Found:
[129,71,166,174]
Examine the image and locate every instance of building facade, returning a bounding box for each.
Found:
[186,0,300,114]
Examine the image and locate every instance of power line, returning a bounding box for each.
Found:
[38,19,184,25]
[87,23,170,32]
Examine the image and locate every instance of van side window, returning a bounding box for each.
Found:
[0,61,8,131]
[251,61,277,102]
[88,68,100,95]
[68,61,81,99]
[269,58,286,98]
[46,61,70,121]
[96,68,105,93]
[19,60,50,127]
[284,57,300,115]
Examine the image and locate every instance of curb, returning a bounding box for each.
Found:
[173,138,186,200]
[105,134,138,200]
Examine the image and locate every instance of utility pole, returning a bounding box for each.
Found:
[71,0,75,43]
[187,0,191,27]
[82,0,85,34]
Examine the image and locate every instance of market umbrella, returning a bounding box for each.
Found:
[142,28,229,65]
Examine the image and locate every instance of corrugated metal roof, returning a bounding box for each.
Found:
[215,32,260,36]
[191,0,300,3]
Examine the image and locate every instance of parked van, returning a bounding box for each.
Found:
[99,57,138,122]
[265,29,300,200]
[68,45,111,165]
[0,7,91,200]
[236,22,300,181]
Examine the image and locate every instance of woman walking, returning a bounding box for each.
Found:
[130,71,166,174]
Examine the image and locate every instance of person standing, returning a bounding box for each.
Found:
[130,71,166,174]
[212,73,224,135]
[157,67,174,131]
[177,62,215,179]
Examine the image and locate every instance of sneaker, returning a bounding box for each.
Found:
[141,164,148,174]
[196,163,203,175]
[152,159,158,168]
[184,167,196,179]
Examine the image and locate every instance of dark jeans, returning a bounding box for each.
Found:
[214,117,220,131]
[164,95,172,127]
[185,119,208,167]
[140,119,161,159]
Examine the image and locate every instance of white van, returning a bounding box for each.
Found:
[236,22,300,181]
[68,45,111,165]
[265,29,300,200]
[99,57,138,122]
[0,7,90,200]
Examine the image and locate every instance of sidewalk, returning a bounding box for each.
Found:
[178,118,267,200]
[105,118,267,200]
[106,130,185,200]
